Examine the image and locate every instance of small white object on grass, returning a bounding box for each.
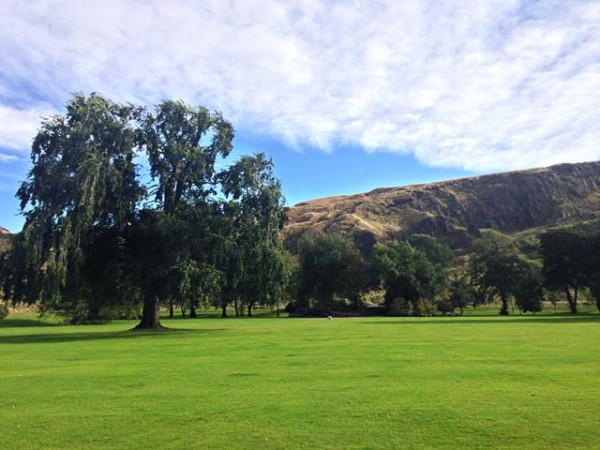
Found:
[327,315,333,320]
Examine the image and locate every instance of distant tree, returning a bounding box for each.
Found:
[540,230,594,314]
[470,233,533,315]
[408,234,454,300]
[587,234,600,314]
[513,266,544,314]
[0,301,8,320]
[408,234,454,268]
[544,288,562,315]
[297,233,367,311]
[448,277,475,315]
[218,154,288,317]
[372,241,438,315]
[590,284,600,314]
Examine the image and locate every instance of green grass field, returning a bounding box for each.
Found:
[1,311,599,449]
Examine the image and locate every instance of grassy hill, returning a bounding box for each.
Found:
[284,161,600,255]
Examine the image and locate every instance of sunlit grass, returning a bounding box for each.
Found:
[1,312,599,449]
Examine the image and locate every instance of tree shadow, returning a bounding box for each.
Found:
[0,318,61,328]
[0,327,225,345]
[363,315,600,325]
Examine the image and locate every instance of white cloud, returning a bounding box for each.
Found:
[0,154,18,162]
[0,104,56,150]
[0,0,598,171]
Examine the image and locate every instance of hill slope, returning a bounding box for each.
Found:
[284,161,600,254]
[0,227,12,253]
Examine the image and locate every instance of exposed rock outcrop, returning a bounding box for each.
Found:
[284,161,600,255]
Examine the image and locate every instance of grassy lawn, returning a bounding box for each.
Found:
[1,312,599,449]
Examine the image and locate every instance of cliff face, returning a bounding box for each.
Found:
[284,161,600,253]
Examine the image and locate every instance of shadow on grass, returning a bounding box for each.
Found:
[0,318,61,328]
[0,327,225,345]
[165,313,284,320]
[364,315,600,325]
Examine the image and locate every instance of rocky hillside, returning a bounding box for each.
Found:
[284,161,600,255]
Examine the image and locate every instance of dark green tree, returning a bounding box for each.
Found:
[540,230,594,314]
[513,266,544,314]
[218,154,288,317]
[447,276,475,315]
[408,234,454,268]
[2,95,288,329]
[297,233,366,311]
[372,241,438,315]
[408,234,454,300]
[590,284,600,314]
[585,233,600,314]
[470,233,533,315]
[134,100,234,328]
[2,93,142,322]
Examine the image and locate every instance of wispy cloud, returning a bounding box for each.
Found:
[0,103,56,151]
[0,0,598,171]
[0,153,18,161]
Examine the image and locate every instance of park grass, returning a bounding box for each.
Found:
[1,312,599,449]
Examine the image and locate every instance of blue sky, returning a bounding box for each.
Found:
[1,0,599,232]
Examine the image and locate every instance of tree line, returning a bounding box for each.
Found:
[1,94,599,325]
[290,228,600,316]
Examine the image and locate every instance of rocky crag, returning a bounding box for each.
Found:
[284,161,600,255]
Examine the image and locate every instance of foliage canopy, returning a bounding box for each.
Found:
[1,94,288,327]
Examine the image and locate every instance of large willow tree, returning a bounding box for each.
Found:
[2,94,288,328]
[2,94,142,320]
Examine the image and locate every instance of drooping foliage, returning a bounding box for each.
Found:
[3,94,142,322]
[1,94,288,328]
[217,154,289,316]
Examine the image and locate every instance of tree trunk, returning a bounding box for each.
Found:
[136,295,163,329]
[499,293,509,315]
[180,305,186,319]
[248,303,253,317]
[565,286,578,314]
[169,303,174,318]
[234,299,239,317]
[190,304,197,318]
[221,303,227,318]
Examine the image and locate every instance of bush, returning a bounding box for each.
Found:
[388,297,410,316]
[415,299,437,317]
[0,302,8,320]
[365,305,388,316]
[437,300,455,315]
